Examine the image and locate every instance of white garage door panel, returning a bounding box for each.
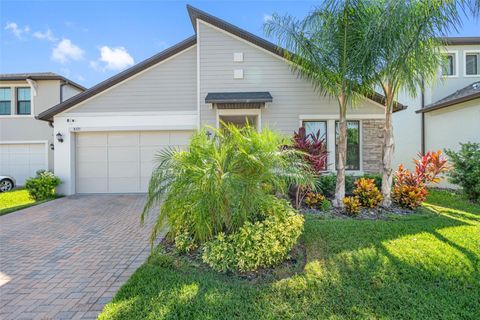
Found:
[0,143,47,185]
[76,130,192,193]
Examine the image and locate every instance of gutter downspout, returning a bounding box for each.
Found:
[60,81,66,102]
[421,80,425,155]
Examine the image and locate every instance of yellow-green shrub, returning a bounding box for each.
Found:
[343,196,361,216]
[174,231,197,253]
[353,178,383,208]
[202,211,304,273]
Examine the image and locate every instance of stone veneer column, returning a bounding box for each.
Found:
[362,119,385,173]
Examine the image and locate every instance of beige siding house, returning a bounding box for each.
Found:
[38,6,406,195]
[0,73,85,185]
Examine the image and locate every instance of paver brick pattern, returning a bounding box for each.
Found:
[0,194,156,320]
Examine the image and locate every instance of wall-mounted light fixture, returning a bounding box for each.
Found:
[50,143,54,150]
[56,132,64,143]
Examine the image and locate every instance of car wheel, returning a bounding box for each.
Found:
[0,179,14,192]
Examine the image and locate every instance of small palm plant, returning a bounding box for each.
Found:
[141,123,315,245]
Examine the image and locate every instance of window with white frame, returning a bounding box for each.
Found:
[16,87,31,115]
[442,53,456,76]
[335,120,360,171]
[465,52,480,76]
[0,88,11,115]
[303,120,327,140]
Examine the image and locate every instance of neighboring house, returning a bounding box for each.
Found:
[394,37,480,173]
[37,5,405,195]
[0,73,86,185]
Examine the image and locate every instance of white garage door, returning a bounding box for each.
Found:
[0,143,48,185]
[75,131,192,193]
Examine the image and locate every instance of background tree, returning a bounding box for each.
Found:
[265,0,374,207]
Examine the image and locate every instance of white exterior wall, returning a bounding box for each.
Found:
[394,43,480,171]
[0,79,63,172]
[54,45,199,195]
[67,46,197,114]
[427,44,480,105]
[62,84,83,102]
[424,99,480,188]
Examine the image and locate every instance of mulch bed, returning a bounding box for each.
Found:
[158,237,307,283]
[300,204,414,220]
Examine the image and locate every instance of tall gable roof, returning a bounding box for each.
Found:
[187,5,406,112]
[38,36,196,121]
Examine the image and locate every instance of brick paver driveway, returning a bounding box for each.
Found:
[0,194,156,320]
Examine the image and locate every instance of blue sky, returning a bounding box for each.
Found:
[1,0,479,88]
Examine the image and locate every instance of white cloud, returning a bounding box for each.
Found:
[33,28,57,42]
[89,60,100,71]
[4,22,30,39]
[76,75,85,82]
[96,46,134,71]
[52,39,84,64]
[263,14,273,23]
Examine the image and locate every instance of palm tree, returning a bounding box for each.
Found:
[361,0,470,206]
[141,124,315,245]
[265,0,374,207]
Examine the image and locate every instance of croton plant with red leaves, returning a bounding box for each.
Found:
[393,150,450,209]
[292,127,328,173]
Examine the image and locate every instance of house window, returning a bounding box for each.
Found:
[335,121,360,170]
[303,121,327,140]
[442,53,456,76]
[465,52,480,75]
[16,87,31,115]
[0,88,11,115]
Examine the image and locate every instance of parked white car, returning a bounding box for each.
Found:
[0,176,16,192]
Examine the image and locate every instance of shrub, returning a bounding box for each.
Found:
[343,196,361,216]
[392,150,450,209]
[445,143,480,202]
[141,124,315,245]
[392,184,428,209]
[202,210,304,272]
[316,174,336,197]
[319,198,332,211]
[318,173,382,197]
[353,178,383,208]
[304,191,326,209]
[25,170,61,201]
[293,127,328,173]
[174,231,197,253]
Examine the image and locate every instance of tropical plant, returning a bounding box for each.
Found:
[304,191,326,209]
[141,124,315,245]
[25,170,61,201]
[445,142,480,202]
[343,196,361,216]
[353,178,383,208]
[265,0,374,207]
[202,201,304,273]
[292,127,328,173]
[360,0,470,206]
[392,150,450,208]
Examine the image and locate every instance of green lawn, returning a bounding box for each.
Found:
[0,189,36,215]
[99,190,480,319]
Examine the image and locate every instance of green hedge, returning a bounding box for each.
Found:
[202,201,304,272]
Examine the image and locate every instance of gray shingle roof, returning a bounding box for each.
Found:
[417,81,480,113]
[205,92,273,103]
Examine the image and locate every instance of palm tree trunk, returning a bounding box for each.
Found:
[381,84,395,207]
[334,94,347,207]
